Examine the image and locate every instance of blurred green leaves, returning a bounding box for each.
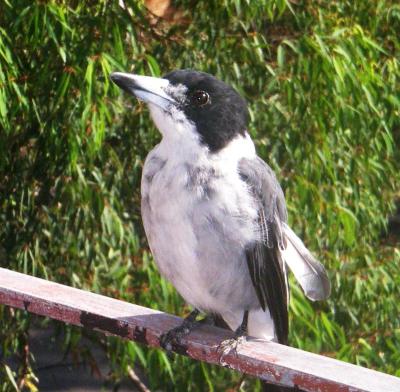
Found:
[0,0,399,390]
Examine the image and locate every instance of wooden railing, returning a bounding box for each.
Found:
[0,267,399,392]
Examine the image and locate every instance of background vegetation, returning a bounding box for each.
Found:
[1,0,399,390]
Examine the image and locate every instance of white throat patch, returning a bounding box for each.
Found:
[148,102,199,145]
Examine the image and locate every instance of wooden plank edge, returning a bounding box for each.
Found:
[1,268,399,392]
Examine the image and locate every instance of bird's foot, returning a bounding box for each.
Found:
[217,334,247,359]
[159,321,193,351]
[159,309,199,352]
[217,310,249,362]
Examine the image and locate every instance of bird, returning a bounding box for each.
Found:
[110,69,330,389]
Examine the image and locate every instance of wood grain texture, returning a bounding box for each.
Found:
[0,267,399,392]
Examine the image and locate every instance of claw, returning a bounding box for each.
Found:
[217,310,249,364]
[159,324,188,351]
[217,335,246,362]
[159,309,200,353]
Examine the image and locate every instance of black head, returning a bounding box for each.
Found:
[110,69,250,152]
[163,70,249,152]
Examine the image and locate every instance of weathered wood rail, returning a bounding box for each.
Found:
[0,267,399,392]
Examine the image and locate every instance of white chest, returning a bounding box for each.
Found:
[140,134,259,312]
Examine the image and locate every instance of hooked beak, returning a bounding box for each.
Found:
[110,72,176,111]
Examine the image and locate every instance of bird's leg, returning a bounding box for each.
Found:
[159,309,200,351]
[234,310,249,337]
[217,310,249,358]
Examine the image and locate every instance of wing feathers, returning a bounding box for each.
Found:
[245,243,289,344]
[239,157,289,344]
[239,156,330,345]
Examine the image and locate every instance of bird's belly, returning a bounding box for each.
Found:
[141,167,259,314]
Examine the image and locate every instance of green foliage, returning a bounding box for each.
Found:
[1,0,399,390]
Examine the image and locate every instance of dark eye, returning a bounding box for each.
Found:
[190,90,210,106]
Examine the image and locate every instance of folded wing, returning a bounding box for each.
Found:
[238,156,330,343]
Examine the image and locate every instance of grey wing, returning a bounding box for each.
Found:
[239,156,289,344]
[239,156,331,343]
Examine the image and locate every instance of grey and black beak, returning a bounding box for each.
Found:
[110,72,176,110]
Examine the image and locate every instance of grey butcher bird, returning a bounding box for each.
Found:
[110,69,330,367]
